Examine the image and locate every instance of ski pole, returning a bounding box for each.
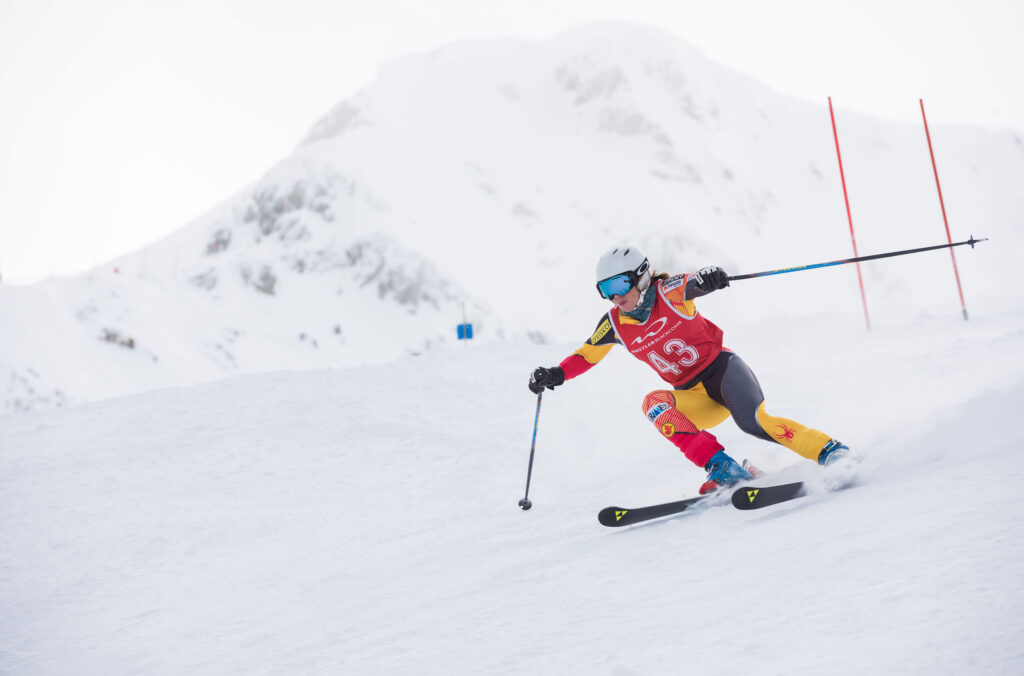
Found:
[727,236,987,282]
[519,391,543,511]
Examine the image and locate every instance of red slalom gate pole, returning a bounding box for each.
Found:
[828,97,871,331]
[920,99,970,320]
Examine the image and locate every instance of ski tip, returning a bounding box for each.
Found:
[598,507,631,527]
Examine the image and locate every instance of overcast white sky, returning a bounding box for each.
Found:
[1,0,1020,283]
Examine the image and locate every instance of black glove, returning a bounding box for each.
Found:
[529,366,565,394]
[693,265,730,293]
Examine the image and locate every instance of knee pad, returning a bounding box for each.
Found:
[642,390,698,436]
[642,390,675,424]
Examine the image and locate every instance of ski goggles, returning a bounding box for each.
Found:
[596,273,635,299]
[596,259,649,299]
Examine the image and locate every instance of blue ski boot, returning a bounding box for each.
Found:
[817,439,851,466]
[699,450,756,495]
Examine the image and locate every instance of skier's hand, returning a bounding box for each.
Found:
[529,366,565,394]
[694,265,730,293]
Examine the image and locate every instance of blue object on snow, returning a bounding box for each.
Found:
[457,323,474,340]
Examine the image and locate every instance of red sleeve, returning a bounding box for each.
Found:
[559,354,596,380]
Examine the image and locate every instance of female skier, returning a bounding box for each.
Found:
[528,245,850,494]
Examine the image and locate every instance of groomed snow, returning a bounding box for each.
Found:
[3,305,1023,674]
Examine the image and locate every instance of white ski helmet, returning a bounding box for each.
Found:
[595,245,651,299]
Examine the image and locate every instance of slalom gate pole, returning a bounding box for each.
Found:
[727,237,987,282]
[519,391,543,510]
[828,97,872,330]
[920,99,970,320]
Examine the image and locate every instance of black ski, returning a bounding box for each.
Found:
[598,495,709,527]
[731,481,807,510]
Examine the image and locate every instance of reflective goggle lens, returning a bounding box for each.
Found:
[597,273,634,299]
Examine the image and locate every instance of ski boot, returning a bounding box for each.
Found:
[817,439,851,466]
[699,451,759,495]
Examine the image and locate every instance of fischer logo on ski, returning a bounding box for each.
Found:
[598,495,712,527]
[731,482,807,510]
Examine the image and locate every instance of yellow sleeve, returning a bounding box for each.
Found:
[574,315,617,364]
[573,341,614,365]
[560,315,617,379]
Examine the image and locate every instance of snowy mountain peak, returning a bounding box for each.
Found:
[2,22,1021,413]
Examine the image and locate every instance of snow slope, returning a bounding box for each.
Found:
[3,305,1024,674]
[3,21,1023,673]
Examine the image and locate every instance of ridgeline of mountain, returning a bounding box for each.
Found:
[3,22,1021,412]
